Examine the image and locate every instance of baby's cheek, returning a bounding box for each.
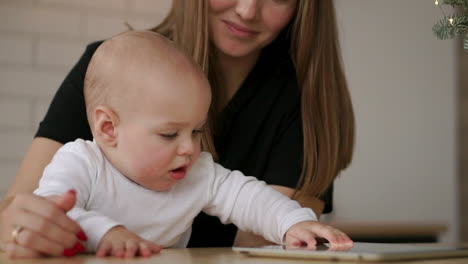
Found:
[134,156,161,176]
[190,148,202,165]
[140,149,175,177]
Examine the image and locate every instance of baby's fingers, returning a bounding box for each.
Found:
[111,241,125,258]
[284,236,304,249]
[124,241,138,258]
[96,242,112,257]
[147,242,162,253]
[139,241,162,257]
[290,230,318,250]
[138,242,152,258]
[315,227,353,250]
[328,233,353,251]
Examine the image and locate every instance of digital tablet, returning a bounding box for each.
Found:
[232,242,468,261]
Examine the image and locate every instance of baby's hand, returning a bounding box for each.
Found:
[284,221,353,251]
[97,226,162,258]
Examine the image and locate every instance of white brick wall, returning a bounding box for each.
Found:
[0,35,34,65]
[130,0,172,15]
[0,97,32,128]
[37,38,86,68]
[0,0,172,198]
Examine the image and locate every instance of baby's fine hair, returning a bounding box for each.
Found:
[83,30,203,128]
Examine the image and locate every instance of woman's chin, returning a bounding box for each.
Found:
[216,42,259,59]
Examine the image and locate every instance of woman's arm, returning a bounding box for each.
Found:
[0,138,83,257]
[0,137,62,245]
[233,185,324,247]
[4,138,63,200]
[1,41,102,257]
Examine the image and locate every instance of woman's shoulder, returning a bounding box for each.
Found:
[61,40,105,81]
[82,40,105,59]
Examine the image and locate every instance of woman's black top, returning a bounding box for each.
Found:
[35,36,333,247]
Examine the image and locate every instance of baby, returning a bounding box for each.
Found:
[34,31,352,257]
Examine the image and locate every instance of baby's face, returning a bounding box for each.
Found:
[112,64,211,191]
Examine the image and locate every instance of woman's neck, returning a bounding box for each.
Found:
[215,50,260,101]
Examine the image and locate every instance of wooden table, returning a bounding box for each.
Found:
[1,247,468,264]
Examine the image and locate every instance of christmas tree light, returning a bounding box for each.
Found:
[433,0,468,51]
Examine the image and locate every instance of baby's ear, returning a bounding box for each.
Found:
[93,106,119,147]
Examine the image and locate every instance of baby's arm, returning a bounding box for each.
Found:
[202,160,314,244]
[34,144,118,251]
[202,156,352,248]
[34,142,160,257]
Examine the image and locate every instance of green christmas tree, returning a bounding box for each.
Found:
[432,0,468,51]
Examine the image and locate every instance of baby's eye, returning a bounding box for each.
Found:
[192,128,205,137]
[160,132,178,139]
[192,129,204,134]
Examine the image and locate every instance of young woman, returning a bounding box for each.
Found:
[0,0,354,257]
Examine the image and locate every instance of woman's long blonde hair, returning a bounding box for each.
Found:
[151,0,355,199]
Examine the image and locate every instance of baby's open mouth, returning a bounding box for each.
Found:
[170,166,187,180]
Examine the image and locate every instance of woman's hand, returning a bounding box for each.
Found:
[97,226,162,258]
[0,190,87,258]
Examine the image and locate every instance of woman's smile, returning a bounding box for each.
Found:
[223,20,259,39]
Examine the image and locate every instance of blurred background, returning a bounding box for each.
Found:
[0,0,465,244]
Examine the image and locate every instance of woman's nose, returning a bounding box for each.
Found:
[235,0,260,21]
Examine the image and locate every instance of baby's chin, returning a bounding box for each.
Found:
[127,171,180,192]
[150,187,173,192]
[139,179,178,192]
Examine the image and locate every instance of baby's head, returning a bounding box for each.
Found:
[84,31,211,191]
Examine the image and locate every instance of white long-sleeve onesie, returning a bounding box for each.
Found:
[34,139,317,251]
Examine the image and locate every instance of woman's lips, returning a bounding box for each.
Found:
[223,20,258,38]
[170,166,187,180]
